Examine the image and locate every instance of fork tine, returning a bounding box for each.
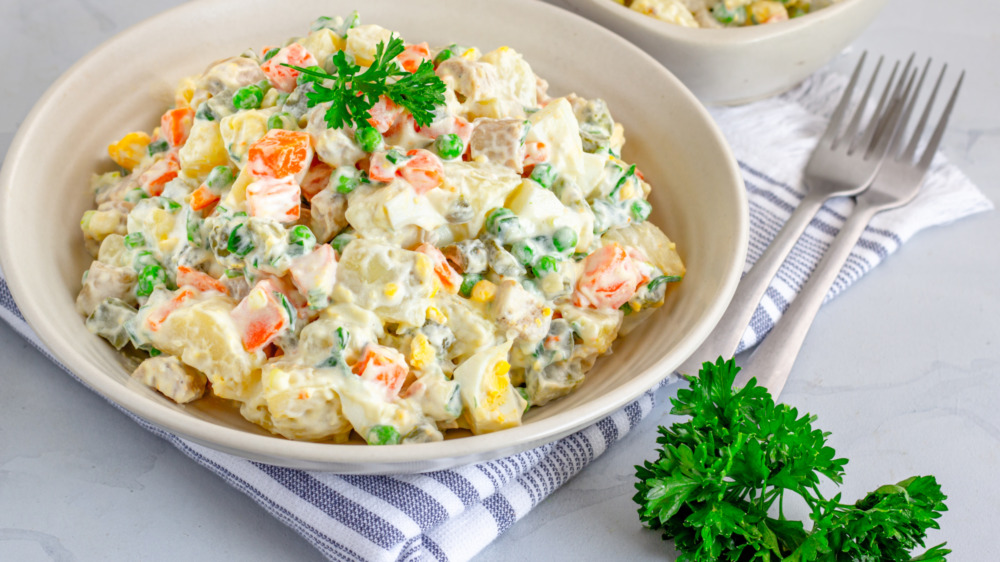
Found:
[903,61,944,161]
[884,66,924,156]
[835,55,884,150]
[918,70,964,170]
[854,58,900,155]
[821,52,868,146]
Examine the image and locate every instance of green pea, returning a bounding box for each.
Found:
[148,347,162,357]
[133,251,158,270]
[552,227,578,253]
[206,166,235,190]
[367,425,400,446]
[289,225,316,247]
[530,163,558,189]
[160,198,182,212]
[195,102,215,121]
[297,65,327,85]
[511,240,535,267]
[434,133,464,160]
[227,223,254,256]
[232,84,264,110]
[354,126,383,153]
[630,199,652,223]
[123,232,145,249]
[532,255,558,277]
[331,231,354,255]
[267,112,292,130]
[485,208,523,241]
[620,302,634,316]
[333,168,360,194]
[459,273,482,298]
[147,139,169,156]
[136,264,166,297]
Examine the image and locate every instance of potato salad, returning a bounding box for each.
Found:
[616,0,839,27]
[76,13,685,445]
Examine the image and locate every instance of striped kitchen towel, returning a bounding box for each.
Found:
[0,68,990,562]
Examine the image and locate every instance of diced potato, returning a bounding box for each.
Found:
[345,180,447,246]
[490,279,550,345]
[453,340,526,434]
[424,160,521,243]
[107,131,151,171]
[506,179,585,240]
[480,46,538,118]
[260,362,353,441]
[298,28,346,68]
[334,239,436,328]
[432,292,497,362]
[219,109,272,166]
[148,295,265,401]
[403,364,462,423]
[525,97,586,188]
[178,120,231,180]
[345,24,394,66]
[132,355,207,404]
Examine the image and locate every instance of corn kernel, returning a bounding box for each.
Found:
[542,307,552,317]
[470,280,497,302]
[108,131,151,171]
[426,306,447,324]
[409,333,435,370]
[461,47,480,60]
[384,283,399,297]
[631,300,643,312]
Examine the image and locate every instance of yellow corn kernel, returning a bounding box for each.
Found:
[384,283,399,297]
[173,76,198,109]
[497,46,510,53]
[426,306,447,324]
[461,47,480,60]
[470,280,497,303]
[542,307,552,317]
[409,333,435,370]
[107,131,151,171]
[631,300,643,313]
[749,1,788,24]
[486,360,511,406]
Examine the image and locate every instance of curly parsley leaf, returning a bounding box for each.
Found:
[283,36,446,131]
[634,357,949,561]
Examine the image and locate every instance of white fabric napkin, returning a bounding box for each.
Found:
[0,69,991,562]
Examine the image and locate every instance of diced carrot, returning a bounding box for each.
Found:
[366,96,403,134]
[395,42,431,73]
[146,288,195,332]
[246,129,313,183]
[160,107,195,147]
[260,43,319,92]
[230,280,290,352]
[300,160,333,202]
[415,243,461,293]
[289,244,337,298]
[573,242,644,310]
[189,184,221,212]
[246,176,301,223]
[138,153,180,197]
[400,149,444,194]
[176,265,228,295]
[352,343,409,398]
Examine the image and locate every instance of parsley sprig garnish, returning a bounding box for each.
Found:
[635,357,949,561]
[284,36,446,130]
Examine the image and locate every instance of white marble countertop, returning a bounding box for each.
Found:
[1,0,997,560]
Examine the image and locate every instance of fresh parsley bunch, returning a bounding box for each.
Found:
[634,358,949,561]
[287,36,446,131]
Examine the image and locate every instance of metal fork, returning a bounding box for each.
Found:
[735,61,965,396]
[676,53,910,376]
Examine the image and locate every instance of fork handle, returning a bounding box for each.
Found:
[676,190,828,375]
[734,201,881,396]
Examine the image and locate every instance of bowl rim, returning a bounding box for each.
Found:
[578,0,869,44]
[0,0,748,471]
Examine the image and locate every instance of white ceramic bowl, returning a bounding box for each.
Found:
[551,0,889,105]
[0,0,747,473]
